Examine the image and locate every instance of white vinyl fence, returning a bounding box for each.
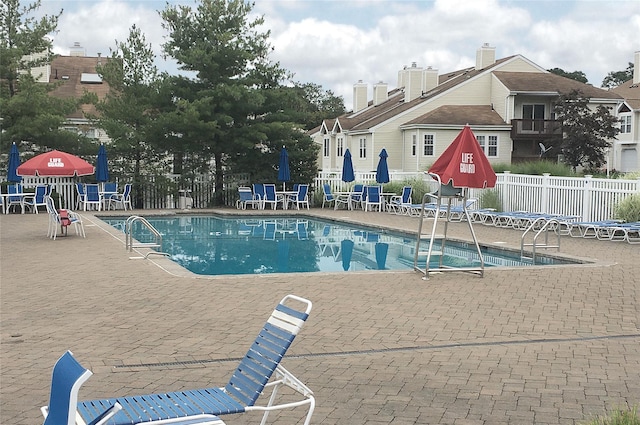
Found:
[315,171,640,222]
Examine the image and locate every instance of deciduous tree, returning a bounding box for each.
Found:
[553,90,620,172]
[601,63,634,88]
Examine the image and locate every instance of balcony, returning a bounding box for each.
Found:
[511,119,562,140]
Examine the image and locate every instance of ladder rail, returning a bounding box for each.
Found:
[124,215,166,255]
[520,217,561,262]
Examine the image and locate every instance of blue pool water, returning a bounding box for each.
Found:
[101,215,576,276]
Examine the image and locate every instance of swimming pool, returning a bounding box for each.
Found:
[101,215,577,276]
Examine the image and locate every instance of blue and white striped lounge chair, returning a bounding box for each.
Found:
[387,186,412,214]
[41,351,123,425]
[42,295,315,425]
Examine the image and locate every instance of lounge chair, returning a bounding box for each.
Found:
[321,184,336,209]
[42,295,314,425]
[349,184,364,210]
[236,186,261,210]
[41,351,123,425]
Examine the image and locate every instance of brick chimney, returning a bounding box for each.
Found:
[475,43,496,70]
[634,51,640,84]
[373,81,388,106]
[353,80,368,112]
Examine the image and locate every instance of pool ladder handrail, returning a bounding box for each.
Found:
[520,217,561,263]
[125,216,168,257]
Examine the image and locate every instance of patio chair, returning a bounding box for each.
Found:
[6,183,25,214]
[83,184,101,211]
[263,184,281,210]
[252,183,265,209]
[387,186,412,214]
[41,351,122,425]
[75,183,86,210]
[288,184,309,210]
[24,184,50,214]
[236,186,261,210]
[44,295,314,425]
[364,185,383,212]
[45,196,85,240]
[101,182,118,209]
[108,184,133,211]
[350,184,365,210]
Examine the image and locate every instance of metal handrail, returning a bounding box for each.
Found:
[125,215,163,253]
[520,217,561,262]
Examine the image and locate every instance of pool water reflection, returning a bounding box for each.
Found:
[101,215,577,276]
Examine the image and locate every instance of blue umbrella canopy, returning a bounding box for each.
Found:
[341,239,354,271]
[342,149,355,182]
[95,144,109,182]
[375,242,389,270]
[277,147,290,190]
[376,148,390,184]
[7,142,22,182]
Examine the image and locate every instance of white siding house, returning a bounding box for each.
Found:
[312,44,626,174]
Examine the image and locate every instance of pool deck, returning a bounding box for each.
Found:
[1,207,639,425]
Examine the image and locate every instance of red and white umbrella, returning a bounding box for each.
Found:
[429,125,497,189]
[17,150,95,177]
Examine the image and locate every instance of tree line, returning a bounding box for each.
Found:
[1,0,345,206]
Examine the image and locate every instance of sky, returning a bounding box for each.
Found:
[31,0,640,110]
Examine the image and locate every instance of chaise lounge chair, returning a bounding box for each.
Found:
[42,294,315,425]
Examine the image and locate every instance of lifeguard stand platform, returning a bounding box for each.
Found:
[413,172,485,279]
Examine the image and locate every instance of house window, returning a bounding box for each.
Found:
[476,135,498,157]
[423,134,434,156]
[620,115,631,133]
[337,137,344,157]
[359,137,367,158]
[323,138,330,157]
[411,134,417,156]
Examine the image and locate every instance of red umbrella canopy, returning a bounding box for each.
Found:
[428,125,497,189]
[17,150,95,177]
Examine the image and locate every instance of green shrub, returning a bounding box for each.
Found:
[493,160,577,176]
[615,193,640,223]
[479,188,502,211]
[581,406,640,425]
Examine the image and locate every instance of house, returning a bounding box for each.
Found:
[610,51,640,173]
[29,42,112,143]
[312,44,624,174]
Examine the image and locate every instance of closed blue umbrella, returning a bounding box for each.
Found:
[341,239,354,271]
[277,240,290,272]
[375,242,389,270]
[7,142,21,182]
[342,149,355,182]
[277,147,290,190]
[376,148,389,184]
[95,144,109,182]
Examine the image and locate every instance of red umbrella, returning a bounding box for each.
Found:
[428,125,497,189]
[17,150,95,177]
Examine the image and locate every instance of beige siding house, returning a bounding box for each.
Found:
[312,44,625,174]
[610,51,640,173]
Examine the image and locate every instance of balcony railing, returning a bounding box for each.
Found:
[511,119,562,139]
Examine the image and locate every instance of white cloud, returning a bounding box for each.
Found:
[30,0,640,110]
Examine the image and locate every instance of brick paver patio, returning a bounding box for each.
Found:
[1,208,638,424]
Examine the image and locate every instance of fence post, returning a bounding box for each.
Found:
[502,171,511,211]
[582,175,593,222]
[541,173,550,214]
